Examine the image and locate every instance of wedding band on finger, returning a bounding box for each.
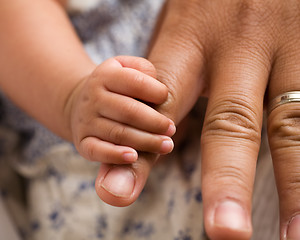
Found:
[268,91,300,114]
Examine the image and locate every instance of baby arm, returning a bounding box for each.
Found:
[0,0,175,163]
[0,0,95,140]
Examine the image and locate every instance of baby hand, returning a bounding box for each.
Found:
[67,56,176,164]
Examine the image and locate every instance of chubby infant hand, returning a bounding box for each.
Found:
[67,56,176,164]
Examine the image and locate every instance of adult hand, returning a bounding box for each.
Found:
[96,0,300,239]
[163,0,299,239]
[94,1,205,207]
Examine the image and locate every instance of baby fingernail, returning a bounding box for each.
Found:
[123,152,137,162]
[101,167,135,198]
[287,215,300,240]
[214,201,250,231]
[160,139,174,154]
[166,122,176,136]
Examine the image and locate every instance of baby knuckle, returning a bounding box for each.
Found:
[108,125,127,144]
[132,73,146,87]
[123,101,140,121]
[203,99,261,144]
[139,59,157,77]
[82,139,96,161]
[91,64,106,79]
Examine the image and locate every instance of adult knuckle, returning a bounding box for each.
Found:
[236,0,300,35]
[168,0,204,21]
[203,98,261,144]
[163,0,206,49]
[268,108,300,149]
[237,0,276,25]
[222,0,281,46]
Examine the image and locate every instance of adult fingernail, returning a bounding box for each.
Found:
[214,201,250,231]
[287,215,300,240]
[160,139,174,154]
[101,167,135,198]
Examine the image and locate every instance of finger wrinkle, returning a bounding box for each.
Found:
[204,99,261,144]
[205,165,253,196]
[269,109,300,149]
[107,124,126,145]
[278,178,300,198]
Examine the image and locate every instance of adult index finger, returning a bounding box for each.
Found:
[93,0,206,208]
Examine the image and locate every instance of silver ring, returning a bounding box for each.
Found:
[268,91,300,114]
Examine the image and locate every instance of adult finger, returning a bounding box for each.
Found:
[94,0,205,207]
[267,37,300,239]
[201,42,271,239]
[95,153,157,207]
